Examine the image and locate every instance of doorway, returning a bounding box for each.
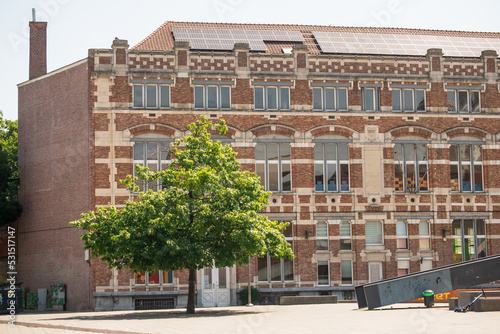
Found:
[201,266,230,307]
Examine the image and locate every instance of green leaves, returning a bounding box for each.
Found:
[71,115,293,275]
[0,111,21,226]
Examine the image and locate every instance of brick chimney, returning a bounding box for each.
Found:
[29,18,47,80]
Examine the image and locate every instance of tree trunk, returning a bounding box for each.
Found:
[186,268,196,314]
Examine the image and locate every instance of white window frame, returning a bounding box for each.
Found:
[314,142,350,193]
[339,220,352,251]
[450,143,484,193]
[391,85,427,112]
[394,142,429,193]
[193,83,232,110]
[340,260,353,286]
[258,221,294,282]
[360,84,381,112]
[317,261,330,286]
[312,85,348,111]
[365,221,384,246]
[132,139,172,192]
[134,270,174,286]
[132,81,172,109]
[397,260,410,276]
[446,86,482,113]
[419,220,431,250]
[255,141,292,192]
[396,220,409,250]
[452,218,487,263]
[253,84,290,110]
[316,221,329,252]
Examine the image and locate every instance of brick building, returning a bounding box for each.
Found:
[16,20,500,311]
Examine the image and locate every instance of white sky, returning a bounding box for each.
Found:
[1,0,500,121]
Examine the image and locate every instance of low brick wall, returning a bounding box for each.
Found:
[280,295,337,305]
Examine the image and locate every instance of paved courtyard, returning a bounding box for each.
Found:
[1,303,500,334]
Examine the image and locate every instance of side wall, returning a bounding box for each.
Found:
[17,60,92,311]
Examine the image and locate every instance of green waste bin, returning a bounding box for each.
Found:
[423,290,434,308]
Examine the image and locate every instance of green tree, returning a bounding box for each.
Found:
[0,111,21,226]
[71,116,294,314]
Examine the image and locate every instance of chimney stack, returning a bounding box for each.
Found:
[29,9,47,80]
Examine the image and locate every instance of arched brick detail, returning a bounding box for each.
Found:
[389,126,434,140]
[309,126,356,140]
[208,126,237,138]
[129,123,177,138]
[444,127,489,141]
[250,124,296,138]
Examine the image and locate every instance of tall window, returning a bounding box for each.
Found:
[392,87,426,112]
[447,88,481,113]
[312,86,348,111]
[394,143,428,192]
[419,220,431,250]
[254,85,290,110]
[133,83,171,109]
[452,219,486,263]
[133,140,172,191]
[450,143,483,192]
[318,261,329,285]
[340,221,352,251]
[194,84,231,110]
[361,87,380,111]
[258,222,294,282]
[135,270,173,285]
[255,142,291,192]
[366,221,383,245]
[396,221,408,250]
[314,142,349,192]
[341,260,353,285]
[316,221,329,251]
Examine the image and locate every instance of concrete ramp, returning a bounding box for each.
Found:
[355,254,500,309]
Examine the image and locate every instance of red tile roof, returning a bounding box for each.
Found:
[132,21,500,55]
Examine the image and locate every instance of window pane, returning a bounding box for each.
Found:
[447,91,456,111]
[395,163,404,191]
[419,164,428,191]
[162,270,173,284]
[254,87,264,109]
[160,85,170,108]
[317,222,328,237]
[220,86,230,109]
[283,223,293,238]
[473,145,482,161]
[268,163,279,191]
[452,219,461,236]
[406,163,415,191]
[477,237,487,258]
[267,143,279,161]
[450,144,459,161]
[283,253,294,281]
[461,144,471,161]
[327,163,337,191]
[146,85,157,108]
[325,88,335,110]
[403,89,414,111]
[471,91,480,112]
[280,143,291,160]
[340,221,351,237]
[135,272,146,285]
[148,271,160,284]
[416,144,427,161]
[338,88,348,110]
[313,88,323,110]
[270,257,282,281]
[476,219,486,236]
[314,143,324,160]
[396,221,407,236]
[459,91,469,112]
[366,221,383,245]
[419,221,430,235]
[134,142,144,161]
[218,267,227,288]
[462,164,471,192]
[194,86,204,108]
[474,164,483,192]
[325,143,336,160]
[280,87,290,110]
[133,85,143,108]
[258,256,268,281]
[317,239,328,251]
[338,143,349,160]
[318,261,329,285]
[315,163,324,191]
[464,220,474,236]
[341,260,352,285]
[340,163,349,191]
[405,144,415,162]
[419,238,431,250]
[364,88,375,111]
[340,239,352,251]
[416,90,425,111]
[255,143,266,160]
[256,163,265,187]
[207,86,218,109]
[392,89,401,111]
[282,163,291,191]
[267,87,277,110]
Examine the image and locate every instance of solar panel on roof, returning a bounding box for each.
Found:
[172,27,305,51]
[313,31,500,57]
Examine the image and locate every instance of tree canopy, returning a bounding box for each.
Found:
[71,116,294,313]
[0,111,21,226]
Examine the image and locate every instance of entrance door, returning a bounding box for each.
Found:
[202,266,230,307]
